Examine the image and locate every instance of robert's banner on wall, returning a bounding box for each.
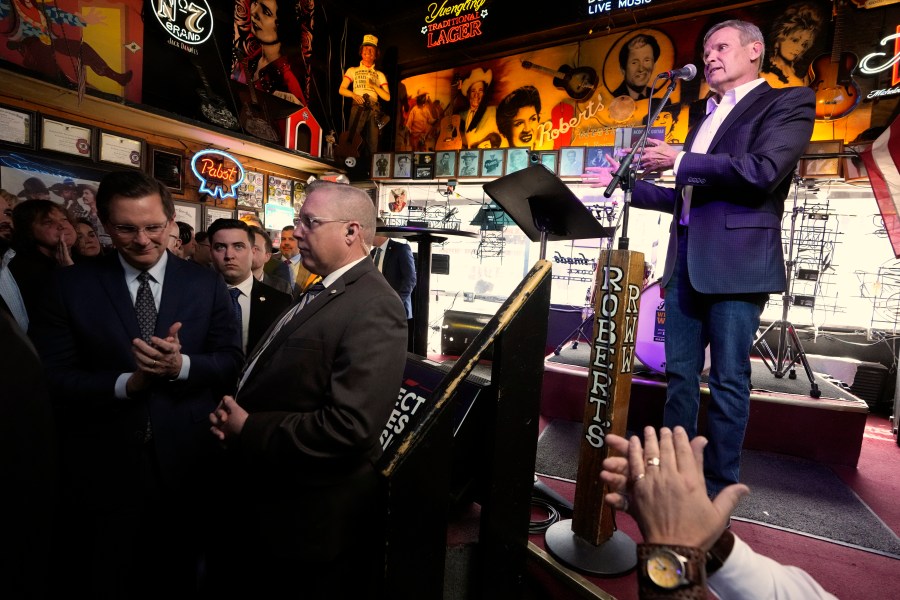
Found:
[396,0,893,153]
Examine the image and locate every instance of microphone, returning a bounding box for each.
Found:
[661,64,697,81]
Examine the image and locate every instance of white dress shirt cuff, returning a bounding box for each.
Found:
[674,150,686,174]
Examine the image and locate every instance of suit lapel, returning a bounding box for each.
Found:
[708,82,770,152]
[156,252,184,339]
[100,253,143,342]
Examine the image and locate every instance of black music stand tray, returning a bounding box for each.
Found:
[483,164,614,257]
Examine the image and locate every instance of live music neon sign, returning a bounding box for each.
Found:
[191,150,245,200]
[421,0,488,48]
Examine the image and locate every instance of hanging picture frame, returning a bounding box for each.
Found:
[150,147,184,193]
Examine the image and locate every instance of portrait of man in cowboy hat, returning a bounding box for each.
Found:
[16,177,51,201]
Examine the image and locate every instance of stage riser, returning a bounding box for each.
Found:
[541,363,867,468]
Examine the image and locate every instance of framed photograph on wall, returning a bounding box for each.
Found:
[539,151,558,174]
[480,149,504,178]
[586,146,615,169]
[800,140,843,178]
[99,130,143,169]
[39,115,93,159]
[237,209,260,225]
[204,206,234,230]
[372,152,392,179]
[172,200,200,231]
[150,147,184,193]
[458,149,480,177]
[558,147,585,177]
[505,148,529,174]
[434,151,456,178]
[237,169,265,208]
[413,152,435,180]
[393,153,412,178]
[0,104,35,148]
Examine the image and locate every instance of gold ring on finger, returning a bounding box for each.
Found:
[632,472,646,483]
[646,457,661,468]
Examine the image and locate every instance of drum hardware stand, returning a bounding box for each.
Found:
[554,206,618,355]
[752,174,821,398]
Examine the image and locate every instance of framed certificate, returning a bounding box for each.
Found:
[99,130,143,168]
[172,200,200,231]
[0,104,35,148]
[150,147,184,193]
[40,116,93,158]
[204,206,234,230]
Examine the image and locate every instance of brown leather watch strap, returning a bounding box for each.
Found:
[705,530,736,576]
[637,543,708,599]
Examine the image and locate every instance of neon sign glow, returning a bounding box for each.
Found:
[191,150,245,200]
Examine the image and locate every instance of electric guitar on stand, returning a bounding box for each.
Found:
[808,1,861,120]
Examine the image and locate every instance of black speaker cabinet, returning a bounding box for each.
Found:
[441,310,493,358]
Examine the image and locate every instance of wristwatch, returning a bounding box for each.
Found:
[637,543,707,599]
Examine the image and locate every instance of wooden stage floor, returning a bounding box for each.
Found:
[541,343,869,468]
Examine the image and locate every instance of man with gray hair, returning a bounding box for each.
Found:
[208,180,407,598]
[586,19,815,499]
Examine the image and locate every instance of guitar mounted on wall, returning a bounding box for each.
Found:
[521,60,598,101]
[435,76,463,151]
[193,61,239,131]
[808,1,861,120]
[334,94,372,167]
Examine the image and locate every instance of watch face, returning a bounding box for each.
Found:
[647,550,688,589]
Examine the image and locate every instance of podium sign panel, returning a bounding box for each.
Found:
[573,249,644,543]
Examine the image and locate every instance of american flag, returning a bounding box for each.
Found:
[860,115,900,258]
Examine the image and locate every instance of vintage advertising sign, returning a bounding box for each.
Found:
[190,149,245,200]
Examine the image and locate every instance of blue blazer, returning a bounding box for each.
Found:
[32,251,243,494]
[380,239,416,319]
[632,83,815,295]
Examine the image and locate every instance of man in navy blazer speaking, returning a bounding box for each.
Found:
[587,19,815,498]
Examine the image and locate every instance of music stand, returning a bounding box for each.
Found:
[483,164,614,257]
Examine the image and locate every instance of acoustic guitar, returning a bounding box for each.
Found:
[435,77,463,151]
[808,1,861,120]
[335,94,372,167]
[521,60,598,101]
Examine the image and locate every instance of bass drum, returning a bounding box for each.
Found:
[635,281,711,374]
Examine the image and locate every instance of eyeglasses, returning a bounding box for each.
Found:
[109,222,169,238]
[294,215,351,230]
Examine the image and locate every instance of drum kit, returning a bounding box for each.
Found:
[556,263,711,374]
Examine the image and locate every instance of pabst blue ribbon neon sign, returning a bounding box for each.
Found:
[191,150,245,200]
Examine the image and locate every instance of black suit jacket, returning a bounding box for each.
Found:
[379,239,416,318]
[233,258,407,563]
[32,251,244,496]
[632,83,815,295]
[247,278,291,354]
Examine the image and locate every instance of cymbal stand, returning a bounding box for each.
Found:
[752,174,821,398]
[553,205,618,355]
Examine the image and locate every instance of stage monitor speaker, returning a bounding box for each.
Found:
[441,310,493,359]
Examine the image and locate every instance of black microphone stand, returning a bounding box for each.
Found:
[604,75,680,250]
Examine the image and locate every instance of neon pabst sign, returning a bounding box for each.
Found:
[422,0,488,48]
[191,150,245,200]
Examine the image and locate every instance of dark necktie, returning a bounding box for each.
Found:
[370,247,382,269]
[229,287,243,329]
[135,271,157,343]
